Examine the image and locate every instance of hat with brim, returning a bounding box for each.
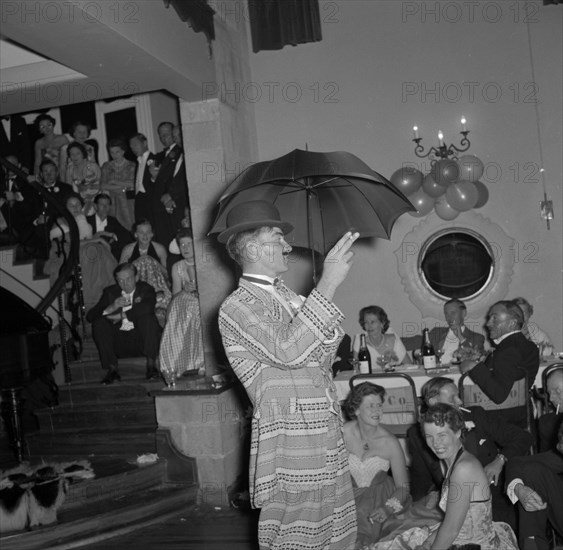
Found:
[217,200,294,243]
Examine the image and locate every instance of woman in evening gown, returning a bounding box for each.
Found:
[342,383,411,549]
[159,228,205,380]
[365,403,518,550]
[100,139,136,230]
[65,142,101,217]
[33,114,69,176]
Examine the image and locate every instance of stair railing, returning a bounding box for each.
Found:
[0,155,80,383]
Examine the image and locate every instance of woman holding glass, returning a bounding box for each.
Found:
[353,306,407,369]
[100,139,136,230]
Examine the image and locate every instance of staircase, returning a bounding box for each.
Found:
[1,341,198,549]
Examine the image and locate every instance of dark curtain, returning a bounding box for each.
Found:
[543,0,563,4]
[248,0,322,53]
[163,0,215,43]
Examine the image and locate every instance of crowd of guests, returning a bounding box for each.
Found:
[1,114,204,383]
[342,298,559,550]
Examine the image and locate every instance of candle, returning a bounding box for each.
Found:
[461,117,467,132]
[438,131,444,146]
[413,126,419,139]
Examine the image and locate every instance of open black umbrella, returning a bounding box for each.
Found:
[209,149,415,274]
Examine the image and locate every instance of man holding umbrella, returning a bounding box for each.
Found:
[218,200,359,550]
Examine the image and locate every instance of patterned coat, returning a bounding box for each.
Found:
[219,279,346,508]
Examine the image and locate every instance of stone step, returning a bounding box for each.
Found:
[57,380,164,405]
[26,429,157,456]
[68,358,152,383]
[0,484,197,550]
[61,457,167,511]
[35,402,157,433]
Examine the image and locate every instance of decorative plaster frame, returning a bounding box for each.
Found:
[394,212,515,319]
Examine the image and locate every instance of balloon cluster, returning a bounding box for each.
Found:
[390,155,488,221]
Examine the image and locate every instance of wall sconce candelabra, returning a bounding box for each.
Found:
[412,118,470,161]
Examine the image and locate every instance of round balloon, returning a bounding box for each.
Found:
[473,180,489,208]
[390,167,424,196]
[431,159,460,186]
[457,155,484,182]
[435,196,460,220]
[445,180,479,211]
[408,188,434,217]
[422,173,446,198]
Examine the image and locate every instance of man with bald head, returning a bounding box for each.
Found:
[505,369,563,550]
[460,300,539,429]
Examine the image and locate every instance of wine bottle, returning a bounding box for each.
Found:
[421,328,437,370]
[358,334,372,374]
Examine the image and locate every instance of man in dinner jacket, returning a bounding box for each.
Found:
[402,298,485,363]
[505,369,563,550]
[460,300,539,430]
[86,262,161,384]
[217,200,358,550]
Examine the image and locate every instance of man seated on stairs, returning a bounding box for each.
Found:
[86,262,161,384]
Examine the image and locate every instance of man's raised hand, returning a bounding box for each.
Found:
[317,231,359,301]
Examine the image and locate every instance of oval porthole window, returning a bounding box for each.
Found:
[418,230,494,300]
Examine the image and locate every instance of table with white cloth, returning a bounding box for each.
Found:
[333,358,558,402]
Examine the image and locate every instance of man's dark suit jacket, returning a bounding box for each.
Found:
[505,435,563,545]
[152,144,188,244]
[407,405,532,501]
[469,331,539,428]
[86,214,133,260]
[0,115,32,170]
[0,175,37,235]
[32,181,74,223]
[403,325,485,354]
[86,281,157,326]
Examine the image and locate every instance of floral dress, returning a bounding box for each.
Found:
[365,450,518,550]
[159,260,205,380]
[100,159,136,231]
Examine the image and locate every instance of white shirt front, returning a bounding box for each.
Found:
[95,214,107,232]
[136,151,150,194]
[120,289,135,331]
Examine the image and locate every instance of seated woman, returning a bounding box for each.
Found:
[368,403,518,550]
[159,228,205,381]
[353,306,407,368]
[65,142,101,217]
[59,120,99,175]
[44,193,117,311]
[342,383,410,549]
[513,297,553,351]
[100,139,136,230]
[120,219,171,325]
[33,114,69,176]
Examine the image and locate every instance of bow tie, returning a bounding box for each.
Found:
[242,275,282,287]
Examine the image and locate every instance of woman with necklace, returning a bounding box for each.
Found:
[159,228,205,381]
[367,403,517,550]
[342,383,410,548]
[33,114,69,176]
[100,139,136,230]
[353,306,407,368]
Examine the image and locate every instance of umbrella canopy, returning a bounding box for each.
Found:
[209,149,415,255]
